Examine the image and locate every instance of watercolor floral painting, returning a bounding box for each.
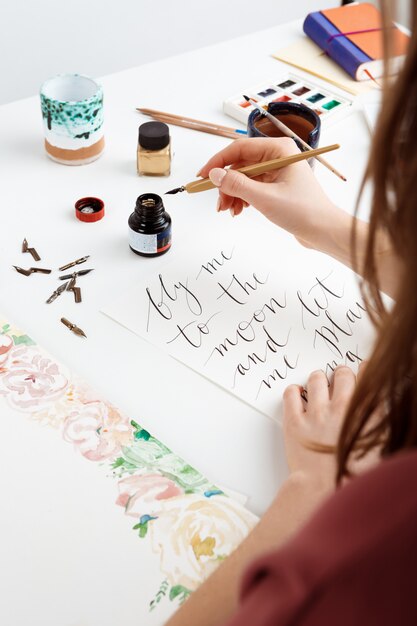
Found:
[0,318,257,618]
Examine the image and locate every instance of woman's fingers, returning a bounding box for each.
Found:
[331,365,356,405]
[209,167,269,207]
[283,384,305,420]
[197,137,298,179]
[306,370,329,416]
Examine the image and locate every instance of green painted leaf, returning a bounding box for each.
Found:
[12,334,35,346]
[149,579,169,611]
[132,521,147,537]
[1,324,10,333]
[130,420,151,441]
[135,428,151,441]
[169,585,192,603]
[139,523,148,538]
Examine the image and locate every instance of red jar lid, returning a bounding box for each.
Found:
[75,197,105,222]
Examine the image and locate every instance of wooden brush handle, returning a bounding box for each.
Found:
[150,114,238,140]
[138,108,240,133]
[185,143,340,193]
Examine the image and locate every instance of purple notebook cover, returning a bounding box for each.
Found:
[303,11,373,79]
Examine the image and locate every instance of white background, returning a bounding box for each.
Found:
[2,0,409,106]
[2,0,409,105]
[1,0,341,104]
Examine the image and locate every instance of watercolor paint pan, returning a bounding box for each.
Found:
[223,72,354,127]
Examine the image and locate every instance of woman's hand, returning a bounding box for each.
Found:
[283,363,379,490]
[197,137,346,251]
[283,366,354,491]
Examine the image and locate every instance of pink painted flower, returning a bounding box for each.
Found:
[116,474,183,518]
[62,400,132,461]
[0,346,68,410]
[0,334,13,369]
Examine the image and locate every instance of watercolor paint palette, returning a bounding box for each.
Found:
[223,72,354,127]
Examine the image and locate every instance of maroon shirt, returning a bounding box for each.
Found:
[226,451,417,626]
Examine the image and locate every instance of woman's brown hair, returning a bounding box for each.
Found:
[336,0,417,481]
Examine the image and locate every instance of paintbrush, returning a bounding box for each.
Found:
[166,143,339,194]
[137,107,247,140]
[243,95,347,182]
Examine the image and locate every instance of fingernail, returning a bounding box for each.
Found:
[196,169,202,177]
[209,168,227,187]
[229,208,235,218]
[216,197,221,212]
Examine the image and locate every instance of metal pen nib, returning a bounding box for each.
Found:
[66,276,82,303]
[61,317,87,338]
[22,238,41,261]
[13,265,51,276]
[46,282,69,304]
[165,186,185,195]
[13,265,32,276]
[59,268,94,280]
[59,255,90,271]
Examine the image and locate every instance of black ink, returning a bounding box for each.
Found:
[196,249,234,279]
[146,274,203,331]
[146,286,173,327]
[324,310,354,337]
[314,326,343,358]
[298,273,344,329]
[206,295,287,362]
[325,360,339,380]
[166,312,220,348]
[346,302,367,323]
[346,349,363,364]
[324,301,366,338]
[253,295,287,323]
[256,354,300,398]
[314,275,344,300]
[324,349,363,383]
[217,273,268,305]
[233,328,290,387]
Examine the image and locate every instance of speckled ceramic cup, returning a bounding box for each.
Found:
[40,74,104,165]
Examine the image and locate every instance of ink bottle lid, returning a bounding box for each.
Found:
[137,122,171,176]
[138,122,170,150]
[128,193,172,257]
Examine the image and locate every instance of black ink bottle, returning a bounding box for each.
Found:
[128,193,172,257]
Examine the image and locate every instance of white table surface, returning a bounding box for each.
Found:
[0,20,371,515]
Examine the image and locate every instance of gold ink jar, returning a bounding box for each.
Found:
[137,121,171,176]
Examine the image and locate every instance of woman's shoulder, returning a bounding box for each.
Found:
[232,451,417,626]
[304,448,417,561]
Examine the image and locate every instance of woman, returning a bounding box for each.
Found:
[166,1,417,624]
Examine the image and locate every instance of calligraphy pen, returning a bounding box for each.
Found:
[166,143,340,195]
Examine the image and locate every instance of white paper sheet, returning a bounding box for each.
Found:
[103,217,376,422]
[0,318,257,626]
